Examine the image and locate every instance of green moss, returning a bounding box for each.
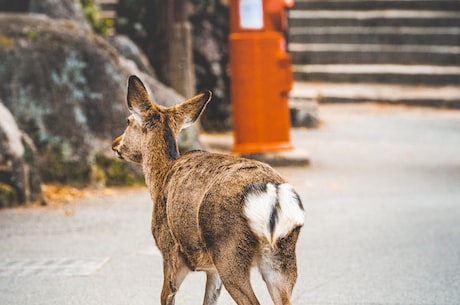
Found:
[79,0,110,35]
[39,142,90,184]
[0,183,18,208]
[35,143,144,187]
[91,162,106,186]
[26,31,40,40]
[0,35,13,48]
[94,154,145,186]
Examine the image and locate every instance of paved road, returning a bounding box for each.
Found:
[1,103,459,305]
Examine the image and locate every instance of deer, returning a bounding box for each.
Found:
[112,75,305,305]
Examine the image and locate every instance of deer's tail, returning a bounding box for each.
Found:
[243,182,304,247]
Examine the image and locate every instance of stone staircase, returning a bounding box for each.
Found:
[288,0,460,107]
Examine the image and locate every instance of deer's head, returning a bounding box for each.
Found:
[112,75,212,164]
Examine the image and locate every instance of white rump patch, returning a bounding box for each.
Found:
[244,183,304,245]
[272,184,305,241]
[244,183,278,243]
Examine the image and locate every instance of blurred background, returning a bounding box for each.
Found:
[0,0,459,208]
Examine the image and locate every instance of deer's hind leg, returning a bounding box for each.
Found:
[257,228,301,305]
[210,236,260,305]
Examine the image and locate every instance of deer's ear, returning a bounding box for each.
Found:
[127,75,153,124]
[176,91,212,130]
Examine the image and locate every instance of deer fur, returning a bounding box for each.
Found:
[112,75,304,305]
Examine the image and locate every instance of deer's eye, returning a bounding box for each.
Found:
[126,118,130,126]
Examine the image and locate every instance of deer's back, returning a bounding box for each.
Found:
[162,151,285,270]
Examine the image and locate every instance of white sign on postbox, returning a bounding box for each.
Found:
[239,0,264,29]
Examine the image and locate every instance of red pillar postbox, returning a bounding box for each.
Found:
[229,0,294,154]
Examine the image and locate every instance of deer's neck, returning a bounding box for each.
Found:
[141,125,179,192]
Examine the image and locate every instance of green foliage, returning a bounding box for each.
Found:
[79,0,110,35]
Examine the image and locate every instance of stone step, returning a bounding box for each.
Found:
[293,0,460,11]
[289,26,460,45]
[292,64,460,85]
[289,10,460,27]
[290,43,460,65]
[287,2,460,88]
[290,81,460,108]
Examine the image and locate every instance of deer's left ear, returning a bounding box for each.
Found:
[175,91,212,131]
[127,75,154,124]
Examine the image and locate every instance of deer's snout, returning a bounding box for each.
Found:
[112,135,123,159]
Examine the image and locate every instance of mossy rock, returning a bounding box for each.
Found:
[0,183,18,208]
[0,12,203,192]
[94,154,145,186]
[37,141,91,184]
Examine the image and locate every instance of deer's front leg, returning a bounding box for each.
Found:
[160,253,189,305]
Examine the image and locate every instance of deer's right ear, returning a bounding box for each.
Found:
[127,75,152,124]
[176,90,212,131]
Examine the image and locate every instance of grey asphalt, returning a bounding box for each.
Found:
[1,103,460,305]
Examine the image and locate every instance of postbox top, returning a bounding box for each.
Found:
[230,0,293,33]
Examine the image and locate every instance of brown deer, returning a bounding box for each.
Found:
[112,75,304,305]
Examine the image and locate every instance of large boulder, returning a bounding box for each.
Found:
[0,0,90,29]
[0,13,201,206]
[28,0,90,29]
[0,101,44,207]
[107,35,156,77]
